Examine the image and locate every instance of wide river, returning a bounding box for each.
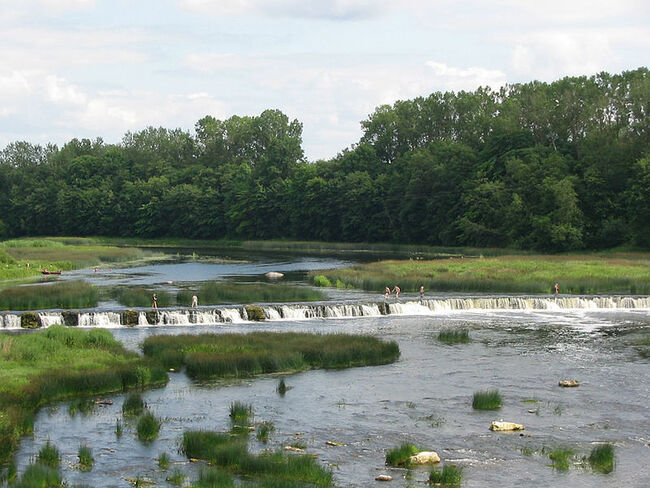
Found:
[5,250,650,487]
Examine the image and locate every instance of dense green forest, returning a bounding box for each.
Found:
[0,68,648,251]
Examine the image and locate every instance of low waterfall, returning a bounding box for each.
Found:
[0,295,647,330]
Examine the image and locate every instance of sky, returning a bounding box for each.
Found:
[0,0,648,161]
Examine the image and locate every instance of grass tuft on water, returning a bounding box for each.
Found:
[115,420,123,438]
[13,463,62,488]
[136,412,161,442]
[277,379,288,396]
[177,282,325,305]
[385,443,419,467]
[588,444,615,473]
[166,467,185,486]
[36,441,60,468]
[112,287,171,308]
[256,421,275,443]
[195,467,234,488]
[78,445,93,471]
[142,332,400,379]
[122,393,145,416]
[429,464,462,486]
[549,447,575,471]
[472,389,502,410]
[158,452,170,470]
[0,281,98,311]
[230,402,253,423]
[437,329,470,344]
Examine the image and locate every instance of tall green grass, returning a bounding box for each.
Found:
[0,326,168,465]
[385,443,419,467]
[549,447,575,471]
[122,393,145,416]
[472,390,502,410]
[437,329,470,344]
[588,444,615,473]
[429,465,462,486]
[142,332,400,379]
[36,441,60,468]
[12,463,62,488]
[310,253,650,294]
[230,402,253,424]
[177,282,325,305]
[78,445,93,471]
[0,281,98,311]
[112,287,171,308]
[137,412,161,442]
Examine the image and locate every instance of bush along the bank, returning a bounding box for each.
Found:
[142,331,400,379]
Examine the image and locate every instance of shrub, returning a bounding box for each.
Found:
[588,444,614,473]
[37,441,60,468]
[429,464,462,486]
[78,445,93,471]
[313,275,331,287]
[386,443,419,467]
[136,412,161,442]
[472,389,502,410]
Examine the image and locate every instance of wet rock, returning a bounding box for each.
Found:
[62,310,79,326]
[325,440,346,446]
[265,272,284,279]
[408,451,440,464]
[558,380,579,387]
[20,312,41,329]
[376,474,393,481]
[123,309,139,327]
[245,305,265,321]
[490,421,524,431]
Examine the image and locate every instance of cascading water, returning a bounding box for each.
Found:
[0,296,647,330]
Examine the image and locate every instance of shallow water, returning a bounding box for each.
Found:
[10,308,650,488]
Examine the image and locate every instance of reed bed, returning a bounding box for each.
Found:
[78,445,93,471]
[177,282,325,305]
[36,441,60,468]
[385,443,419,467]
[310,253,650,294]
[472,390,502,410]
[429,464,462,486]
[437,329,470,344]
[256,421,275,443]
[182,430,332,486]
[112,287,171,308]
[122,393,145,416]
[230,402,253,423]
[0,326,167,464]
[195,467,234,488]
[142,332,400,379]
[588,444,615,473]
[0,281,98,311]
[136,412,161,442]
[13,463,62,488]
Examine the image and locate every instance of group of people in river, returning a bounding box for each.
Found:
[151,293,199,309]
[384,285,426,302]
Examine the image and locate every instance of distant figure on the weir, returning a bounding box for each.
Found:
[554,282,560,297]
[392,285,401,299]
[152,293,158,309]
[384,286,391,299]
[419,285,425,301]
[191,294,198,308]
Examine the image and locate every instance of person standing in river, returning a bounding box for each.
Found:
[392,285,401,299]
[554,282,559,297]
[152,293,158,309]
[419,285,425,301]
[191,294,198,308]
[384,286,390,299]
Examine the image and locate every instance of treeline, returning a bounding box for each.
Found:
[0,68,648,251]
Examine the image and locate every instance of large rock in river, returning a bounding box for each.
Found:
[408,451,440,464]
[490,421,524,431]
[265,272,284,279]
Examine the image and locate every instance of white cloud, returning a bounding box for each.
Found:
[425,62,507,91]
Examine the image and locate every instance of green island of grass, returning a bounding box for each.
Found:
[142,331,400,379]
[0,326,168,465]
[311,252,650,294]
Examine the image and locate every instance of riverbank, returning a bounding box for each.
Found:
[312,253,650,294]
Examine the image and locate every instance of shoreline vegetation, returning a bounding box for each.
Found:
[311,253,650,294]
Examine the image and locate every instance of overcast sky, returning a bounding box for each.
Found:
[1,0,648,161]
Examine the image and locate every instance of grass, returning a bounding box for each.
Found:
[142,332,400,379]
[78,445,93,471]
[195,467,234,488]
[68,398,94,416]
[112,287,171,308]
[182,430,332,486]
[472,390,502,410]
[158,452,170,470]
[177,282,325,305]
[230,402,253,424]
[36,441,60,468]
[429,465,462,486]
[549,447,575,471]
[437,329,470,344]
[0,281,98,311]
[588,444,615,473]
[0,325,168,465]
[122,393,145,416]
[115,420,123,438]
[385,443,419,467]
[256,421,275,443]
[310,253,650,294]
[12,463,62,488]
[166,467,185,486]
[136,412,161,442]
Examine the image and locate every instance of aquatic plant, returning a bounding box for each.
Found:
[195,467,234,488]
[588,444,615,473]
[277,379,288,396]
[13,463,62,488]
[122,393,145,416]
[549,447,575,471]
[158,452,170,470]
[472,389,502,410]
[166,467,185,486]
[112,287,171,308]
[437,329,470,344]
[230,402,253,423]
[385,443,419,467]
[115,420,123,438]
[136,412,161,442]
[36,441,60,468]
[142,332,400,379]
[78,445,93,471]
[313,275,331,287]
[429,464,462,486]
[0,281,98,311]
[256,422,275,443]
[68,398,94,416]
[177,282,325,305]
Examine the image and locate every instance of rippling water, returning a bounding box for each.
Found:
[10,308,650,488]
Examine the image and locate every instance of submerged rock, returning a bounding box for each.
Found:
[284,446,305,452]
[325,440,346,446]
[559,380,579,387]
[375,474,393,481]
[490,421,524,431]
[408,451,441,464]
[265,271,284,279]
